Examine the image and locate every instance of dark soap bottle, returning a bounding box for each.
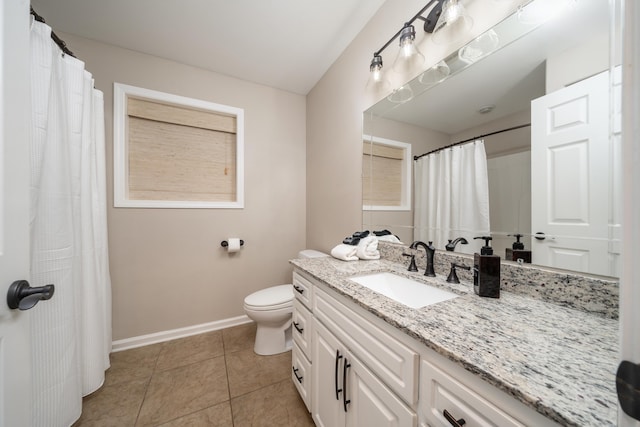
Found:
[473,236,500,298]
[505,233,532,263]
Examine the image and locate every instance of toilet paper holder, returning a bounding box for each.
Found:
[221,239,244,248]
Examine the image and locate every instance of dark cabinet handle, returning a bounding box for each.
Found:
[7,280,55,310]
[292,366,303,384]
[293,285,304,294]
[343,357,351,412]
[293,322,304,333]
[443,409,466,426]
[335,350,343,400]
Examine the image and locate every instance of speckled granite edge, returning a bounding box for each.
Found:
[378,241,619,319]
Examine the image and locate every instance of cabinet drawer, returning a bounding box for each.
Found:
[314,286,419,406]
[421,358,526,427]
[292,299,313,359]
[292,342,312,412]
[293,272,313,309]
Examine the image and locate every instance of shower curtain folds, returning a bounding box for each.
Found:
[413,140,491,255]
[30,19,111,426]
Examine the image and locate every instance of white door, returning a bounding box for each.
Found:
[0,1,32,426]
[531,70,611,276]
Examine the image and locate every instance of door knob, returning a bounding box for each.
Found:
[6,280,55,310]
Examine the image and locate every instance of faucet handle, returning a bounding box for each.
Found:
[446,263,471,284]
[402,253,418,272]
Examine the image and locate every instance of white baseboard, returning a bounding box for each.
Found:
[111,315,253,352]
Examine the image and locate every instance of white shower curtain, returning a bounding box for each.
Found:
[414,140,491,254]
[29,20,111,426]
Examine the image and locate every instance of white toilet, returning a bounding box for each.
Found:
[244,249,328,355]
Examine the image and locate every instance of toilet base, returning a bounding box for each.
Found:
[254,322,292,355]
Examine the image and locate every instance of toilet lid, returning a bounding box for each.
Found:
[244,284,293,309]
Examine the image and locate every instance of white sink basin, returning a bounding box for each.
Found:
[349,272,458,309]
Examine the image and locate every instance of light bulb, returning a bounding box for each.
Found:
[432,0,473,45]
[392,24,425,74]
[366,54,391,94]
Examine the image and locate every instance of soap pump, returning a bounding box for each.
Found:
[505,233,532,263]
[472,236,500,298]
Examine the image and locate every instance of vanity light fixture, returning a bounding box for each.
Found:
[367,0,473,93]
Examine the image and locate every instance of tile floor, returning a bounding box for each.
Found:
[73,323,315,426]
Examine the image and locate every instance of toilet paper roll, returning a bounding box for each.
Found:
[227,238,242,253]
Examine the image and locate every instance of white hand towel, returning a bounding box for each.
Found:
[376,234,402,244]
[356,236,380,260]
[331,244,359,261]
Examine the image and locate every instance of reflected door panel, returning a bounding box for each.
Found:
[531,70,610,276]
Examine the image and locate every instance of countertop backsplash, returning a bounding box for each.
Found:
[378,241,619,320]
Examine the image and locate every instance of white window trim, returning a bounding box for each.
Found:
[362,135,412,211]
[113,83,244,209]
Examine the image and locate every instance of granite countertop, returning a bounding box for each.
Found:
[290,257,619,427]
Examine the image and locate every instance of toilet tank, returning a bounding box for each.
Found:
[298,249,328,259]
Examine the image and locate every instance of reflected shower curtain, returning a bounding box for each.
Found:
[30,20,111,426]
[414,140,491,255]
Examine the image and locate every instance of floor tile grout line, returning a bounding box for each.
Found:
[134,342,164,426]
[230,375,294,401]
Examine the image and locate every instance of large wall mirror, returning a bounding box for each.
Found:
[363,0,621,278]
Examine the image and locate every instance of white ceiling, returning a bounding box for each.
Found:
[29,0,387,95]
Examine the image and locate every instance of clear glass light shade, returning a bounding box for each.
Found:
[458,29,500,63]
[432,0,474,45]
[366,62,391,93]
[517,0,577,25]
[418,61,450,86]
[387,85,414,104]
[392,25,426,75]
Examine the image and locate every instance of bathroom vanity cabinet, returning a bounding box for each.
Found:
[292,268,560,427]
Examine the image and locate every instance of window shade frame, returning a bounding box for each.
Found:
[362,135,412,211]
[113,83,244,208]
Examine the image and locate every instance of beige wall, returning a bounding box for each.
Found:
[61,33,307,341]
[306,1,521,254]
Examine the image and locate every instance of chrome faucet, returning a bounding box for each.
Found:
[445,237,468,252]
[409,241,436,277]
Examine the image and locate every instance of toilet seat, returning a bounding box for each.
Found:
[244,284,293,311]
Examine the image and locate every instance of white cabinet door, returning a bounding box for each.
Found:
[0,1,32,426]
[312,320,346,427]
[531,70,611,275]
[346,355,417,427]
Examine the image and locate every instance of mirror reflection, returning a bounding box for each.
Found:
[362,0,620,277]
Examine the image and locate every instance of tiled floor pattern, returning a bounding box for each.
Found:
[73,323,314,426]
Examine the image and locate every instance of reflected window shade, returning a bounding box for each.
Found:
[363,143,403,206]
[127,98,237,202]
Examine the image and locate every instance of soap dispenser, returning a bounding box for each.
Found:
[505,233,532,263]
[473,236,500,298]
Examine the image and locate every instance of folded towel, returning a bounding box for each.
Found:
[356,236,380,260]
[331,244,359,261]
[376,234,402,244]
